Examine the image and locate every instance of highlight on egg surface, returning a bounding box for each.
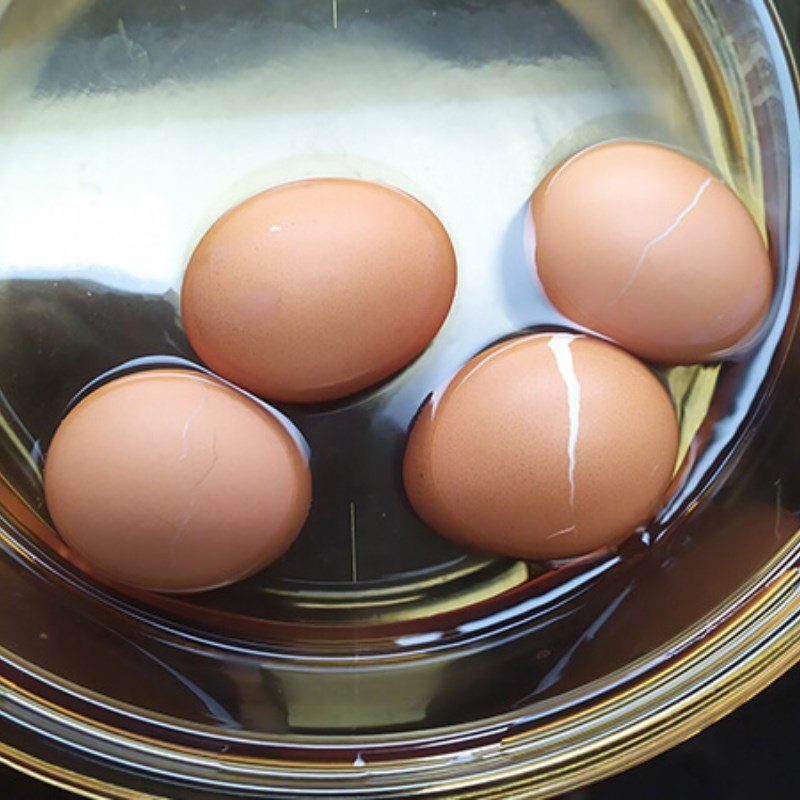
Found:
[182,177,457,403]
[531,140,773,364]
[43,369,312,593]
[403,333,679,560]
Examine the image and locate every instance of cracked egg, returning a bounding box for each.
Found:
[43,369,311,593]
[531,141,773,364]
[403,333,679,560]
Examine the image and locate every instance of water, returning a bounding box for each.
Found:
[0,0,793,738]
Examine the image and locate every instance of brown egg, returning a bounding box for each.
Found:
[182,178,457,403]
[43,369,311,593]
[403,333,679,560]
[532,141,773,364]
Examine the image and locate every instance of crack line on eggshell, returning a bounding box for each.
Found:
[548,524,576,539]
[179,387,209,462]
[547,334,581,511]
[611,176,719,304]
[170,420,220,566]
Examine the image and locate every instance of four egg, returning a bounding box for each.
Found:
[43,145,774,592]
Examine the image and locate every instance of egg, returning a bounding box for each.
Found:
[531,141,773,364]
[43,369,311,593]
[181,178,457,403]
[403,333,679,560]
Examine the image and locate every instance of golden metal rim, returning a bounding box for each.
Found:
[2,565,800,799]
[0,749,147,800]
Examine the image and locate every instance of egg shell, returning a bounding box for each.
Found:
[182,178,457,403]
[403,333,679,560]
[43,369,311,593]
[531,141,773,364]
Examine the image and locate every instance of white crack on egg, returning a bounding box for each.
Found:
[548,333,582,511]
[548,524,577,540]
[178,385,209,462]
[612,175,719,303]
